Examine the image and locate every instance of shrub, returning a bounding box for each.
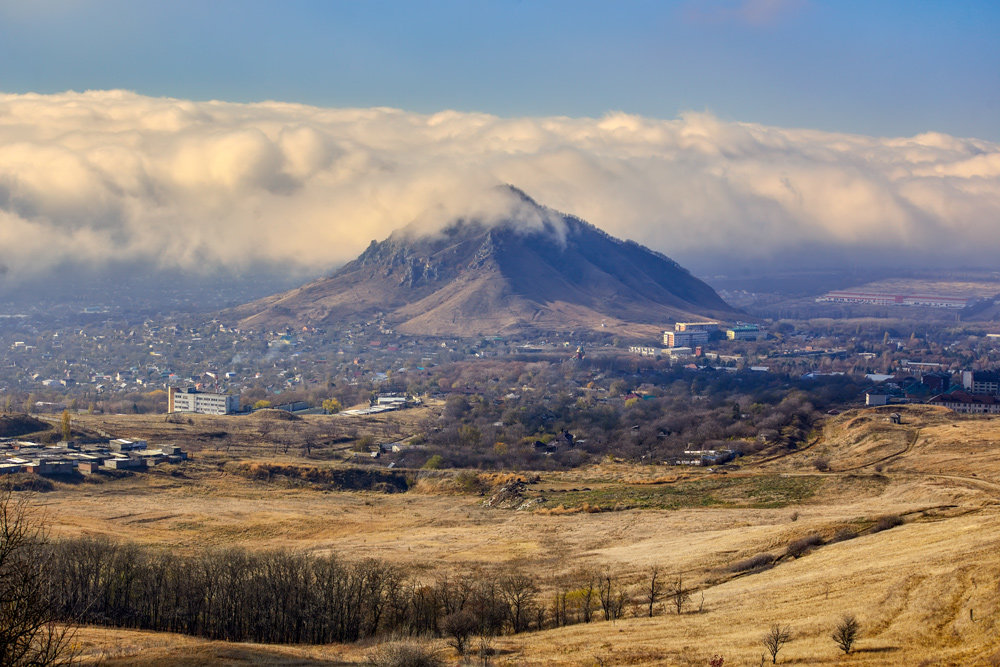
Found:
[726,553,774,573]
[832,527,858,542]
[367,639,442,667]
[813,457,830,472]
[785,534,824,558]
[872,514,904,533]
[761,624,791,664]
[442,609,478,655]
[453,470,489,495]
[831,614,860,654]
[422,455,445,470]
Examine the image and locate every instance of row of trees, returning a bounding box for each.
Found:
[36,535,699,648]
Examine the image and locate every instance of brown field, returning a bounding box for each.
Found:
[17,405,1000,665]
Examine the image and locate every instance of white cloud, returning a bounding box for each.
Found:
[0,89,998,283]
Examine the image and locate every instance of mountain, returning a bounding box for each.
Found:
[230,190,739,337]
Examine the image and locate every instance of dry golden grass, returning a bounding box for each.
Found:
[24,404,1000,664]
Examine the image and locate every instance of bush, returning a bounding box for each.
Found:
[367,639,442,667]
[785,534,824,558]
[422,454,445,470]
[813,457,830,472]
[832,527,858,542]
[872,514,904,533]
[831,614,861,654]
[726,553,774,573]
[453,470,489,495]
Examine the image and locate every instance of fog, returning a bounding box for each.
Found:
[1,90,997,290]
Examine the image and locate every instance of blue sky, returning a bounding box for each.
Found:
[1,0,998,139]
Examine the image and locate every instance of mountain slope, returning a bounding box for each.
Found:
[231,191,739,336]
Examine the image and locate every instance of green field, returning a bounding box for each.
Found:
[537,473,824,511]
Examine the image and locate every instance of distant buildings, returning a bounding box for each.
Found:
[663,321,717,347]
[0,439,187,476]
[816,291,971,309]
[961,370,1000,395]
[674,322,719,332]
[726,323,764,341]
[928,391,1000,414]
[168,387,240,415]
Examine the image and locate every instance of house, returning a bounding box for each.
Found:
[865,392,889,407]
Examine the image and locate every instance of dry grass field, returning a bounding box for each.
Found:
[17,404,1000,665]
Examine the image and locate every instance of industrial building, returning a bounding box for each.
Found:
[727,323,764,341]
[168,387,240,415]
[816,291,971,309]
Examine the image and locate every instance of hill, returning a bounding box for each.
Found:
[230,188,738,336]
[0,413,51,438]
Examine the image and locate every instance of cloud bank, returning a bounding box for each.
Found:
[0,90,998,284]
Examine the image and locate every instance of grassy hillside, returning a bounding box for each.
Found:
[22,404,1000,665]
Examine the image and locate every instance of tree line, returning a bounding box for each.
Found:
[39,536,691,647]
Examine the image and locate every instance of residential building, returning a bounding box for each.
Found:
[674,321,719,332]
[928,391,1000,414]
[168,387,240,415]
[664,330,709,347]
[961,370,1000,395]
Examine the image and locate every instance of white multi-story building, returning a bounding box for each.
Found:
[168,387,240,415]
[664,330,710,347]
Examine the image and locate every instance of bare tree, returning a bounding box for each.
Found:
[442,609,477,656]
[667,574,690,615]
[644,567,663,617]
[761,624,791,664]
[0,485,74,666]
[831,614,860,654]
[499,574,537,633]
[576,572,597,623]
[598,571,625,622]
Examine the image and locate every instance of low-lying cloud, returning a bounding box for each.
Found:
[0,89,998,284]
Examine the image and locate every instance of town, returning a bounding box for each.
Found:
[3,303,1000,421]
